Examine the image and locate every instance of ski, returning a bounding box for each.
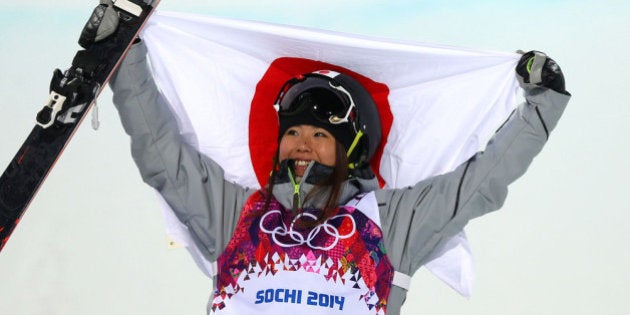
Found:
[0,0,161,252]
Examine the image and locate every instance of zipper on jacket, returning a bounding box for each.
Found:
[288,168,301,213]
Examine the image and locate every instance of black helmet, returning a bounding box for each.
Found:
[274,70,382,173]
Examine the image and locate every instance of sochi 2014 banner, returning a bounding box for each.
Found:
[140,10,521,297]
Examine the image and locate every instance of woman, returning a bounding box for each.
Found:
[111,41,570,315]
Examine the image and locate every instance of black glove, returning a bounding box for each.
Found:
[79,0,119,49]
[516,50,569,95]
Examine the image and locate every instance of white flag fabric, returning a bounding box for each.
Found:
[140,11,521,297]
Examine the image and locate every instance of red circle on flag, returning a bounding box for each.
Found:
[249,57,393,187]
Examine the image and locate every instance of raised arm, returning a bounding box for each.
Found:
[109,41,255,261]
[377,51,571,277]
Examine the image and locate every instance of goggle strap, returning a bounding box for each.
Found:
[346,130,364,158]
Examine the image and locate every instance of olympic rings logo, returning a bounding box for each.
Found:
[259,210,357,251]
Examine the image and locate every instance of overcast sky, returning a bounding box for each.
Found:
[0,1,628,314]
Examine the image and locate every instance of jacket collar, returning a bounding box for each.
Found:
[271,159,379,210]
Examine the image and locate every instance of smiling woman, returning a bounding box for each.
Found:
[274,70,383,175]
[275,72,375,176]
[279,125,338,176]
[1,1,629,315]
[270,70,381,229]
[108,31,571,314]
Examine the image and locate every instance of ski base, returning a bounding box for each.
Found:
[0,0,161,252]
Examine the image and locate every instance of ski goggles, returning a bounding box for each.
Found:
[273,71,358,129]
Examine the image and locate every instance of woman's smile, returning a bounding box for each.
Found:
[278,125,337,177]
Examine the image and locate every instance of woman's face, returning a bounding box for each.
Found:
[279,124,337,178]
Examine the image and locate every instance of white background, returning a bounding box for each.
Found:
[0,1,628,314]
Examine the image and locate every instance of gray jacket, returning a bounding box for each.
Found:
[110,42,570,314]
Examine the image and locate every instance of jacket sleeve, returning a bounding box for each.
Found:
[109,42,256,261]
[376,86,570,276]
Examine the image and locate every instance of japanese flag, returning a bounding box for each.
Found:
[140,11,521,297]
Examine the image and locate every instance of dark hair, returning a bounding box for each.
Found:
[264,140,348,228]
